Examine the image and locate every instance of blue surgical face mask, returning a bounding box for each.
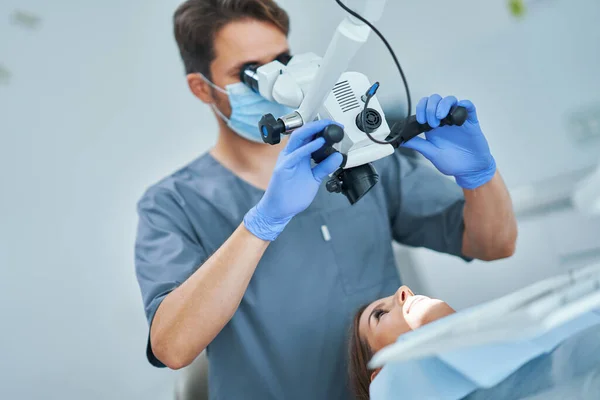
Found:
[200,74,293,143]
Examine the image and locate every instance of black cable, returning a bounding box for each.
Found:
[361,91,392,144]
[334,0,412,119]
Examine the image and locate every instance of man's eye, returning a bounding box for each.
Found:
[374,309,387,320]
[275,52,292,65]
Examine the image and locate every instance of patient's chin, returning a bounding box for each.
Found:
[405,298,452,328]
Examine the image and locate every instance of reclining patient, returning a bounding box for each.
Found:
[348,285,600,400]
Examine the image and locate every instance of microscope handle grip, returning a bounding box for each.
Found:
[422,105,468,132]
[320,124,345,145]
[392,106,468,146]
[311,124,344,163]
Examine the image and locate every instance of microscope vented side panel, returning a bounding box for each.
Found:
[333,80,360,112]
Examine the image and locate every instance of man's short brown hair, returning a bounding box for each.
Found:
[173,0,290,77]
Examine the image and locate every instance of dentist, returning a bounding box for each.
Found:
[134,1,518,399]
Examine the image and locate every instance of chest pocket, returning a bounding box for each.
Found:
[320,191,398,295]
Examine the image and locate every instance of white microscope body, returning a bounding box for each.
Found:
[247,0,394,171]
[243,0,466,203]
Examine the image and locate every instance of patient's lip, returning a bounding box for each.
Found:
[405,295,428,314]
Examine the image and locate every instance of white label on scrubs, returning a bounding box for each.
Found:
[321,225,331,242]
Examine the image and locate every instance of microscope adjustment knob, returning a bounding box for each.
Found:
[356,108,382,133]
[258,114,286,145]
[326,178,343,193]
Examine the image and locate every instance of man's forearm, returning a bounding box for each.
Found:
[461,170,517,261]
[150,223,269,369]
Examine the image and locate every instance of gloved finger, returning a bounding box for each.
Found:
[312,152,343,182]
[457,99,479,124]
[284,120,339,155]
[400,136,439,161]
[416,97,428,124]
[284,137,326,167]
[436,96,458,120]
[426,94,443,128]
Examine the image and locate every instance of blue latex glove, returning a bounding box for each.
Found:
[243,119,344,241]
[401,95,496,189]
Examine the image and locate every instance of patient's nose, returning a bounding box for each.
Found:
[395,286,412,306]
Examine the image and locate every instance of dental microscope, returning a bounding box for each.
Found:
[240,0,468,204]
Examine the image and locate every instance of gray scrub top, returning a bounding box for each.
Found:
[135,150,468,400]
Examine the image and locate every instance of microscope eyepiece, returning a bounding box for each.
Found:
[240,63,260,93]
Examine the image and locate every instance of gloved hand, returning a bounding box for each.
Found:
[401,94,496,189]
[244,119,344,241]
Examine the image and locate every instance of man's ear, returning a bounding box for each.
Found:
[187,73,213,104]
[370,368,381,382]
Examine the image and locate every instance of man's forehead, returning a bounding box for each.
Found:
[214,20,289,66]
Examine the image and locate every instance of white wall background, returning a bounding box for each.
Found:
[1,0,599,399]
[0,1,208,399]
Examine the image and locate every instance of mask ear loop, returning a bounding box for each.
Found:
[198,73,230,123]
[198,73,227,95]
[211,103,231,124]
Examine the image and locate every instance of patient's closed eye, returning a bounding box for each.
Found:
[374,309,387,320]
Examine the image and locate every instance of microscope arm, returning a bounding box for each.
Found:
[294,0,388,127]
[256,0,388,139]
